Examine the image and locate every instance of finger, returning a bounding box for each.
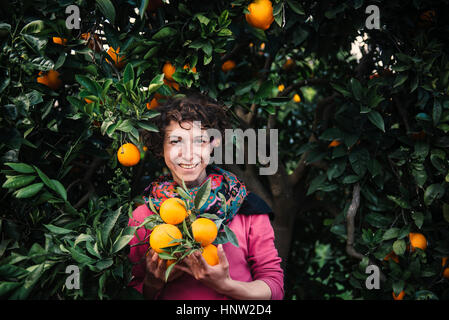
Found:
[195,249,210,269]
[173,264,192,276]
[217,244,229,266]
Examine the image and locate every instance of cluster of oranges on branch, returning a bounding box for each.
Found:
[144,184,232,280]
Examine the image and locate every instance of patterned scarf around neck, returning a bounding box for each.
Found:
[143,165,248,226]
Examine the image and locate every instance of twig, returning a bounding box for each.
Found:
[346,182,386,282]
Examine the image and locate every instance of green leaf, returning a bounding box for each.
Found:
[101,207,123,246]
[393,239,406,256]
[139,0,150,19]
[2,175,36,189]
[350,78,363,101]
[411,211,424,229]
[349,149,370,177]
[20,20,45,34]
[137,121,158,132]
[123,64,135,86]
[69,247,96,265]
[51,179,67,201]
[111,228,136,254]
[423,184,445,206]
[44,224,73,235]
[393,74,408,88]
[223,224,239,247]
[392,280,405,296]
[15,183,44,198]
[148,73,164,93]
[152,27,177,41]
[443,203,449,223]
[194,178,211,209]
[433,98,442,125]
[10,263,44,299]
[33,166,56,191]
[96,0,116,25]
[367,110,385,132]
[5,162,35,173]
[382,228,400,240]
[286,0,305,15]
[75,75,98,95]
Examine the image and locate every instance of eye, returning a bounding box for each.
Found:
[169,140,179,145]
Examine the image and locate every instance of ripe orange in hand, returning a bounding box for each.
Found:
[192,218,218,247]
[221,60,236,72]
[163,62,176,81]
[150,224,182,253]
[245,0,274,30]
[107,47,126,69]
[159,198,188,225]
[392,291,405,300]
[117,143,140,167]
[409,232,427,251]
[37,70,62,90]
[202,244,219,266]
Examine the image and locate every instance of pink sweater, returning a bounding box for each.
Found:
[128,204,284,300]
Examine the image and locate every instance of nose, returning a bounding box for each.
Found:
[181,140,194,162]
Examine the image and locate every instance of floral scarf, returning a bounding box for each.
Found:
[143,165,248,226]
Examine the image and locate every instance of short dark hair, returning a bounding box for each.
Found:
[141,93,230,158]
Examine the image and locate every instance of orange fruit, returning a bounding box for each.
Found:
[409,232,427,251]
[80,33,102,52]
[442,257,449,279]
[328,140,341,148]
[191,218,218,247]
[163,61,176,81]
[420,10,435,22]
[149,224,182,253]
[221,60,236,72]
[293,94,301,103]
[384,251,399,263]
[278,84,285,92]
[37,70,62,90]
[283,57,295,70]
[117,143,141,167]
[52,37,67,45]
[259,42,266,50]
[245,0,274,30]
[143,146,148,152]
[163,78,180,91]
[183,64,197,73]
[107,47,126,69]
[392,290,405,300]
[159,198,188,225]
[201,244,219,266]
[147,98,159,110]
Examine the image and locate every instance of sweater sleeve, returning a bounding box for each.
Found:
[247,213,284,300]
[127,204,152,294]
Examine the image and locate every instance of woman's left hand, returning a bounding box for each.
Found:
[174,244,232,294]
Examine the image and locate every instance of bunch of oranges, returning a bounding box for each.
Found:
[149,196,221,274]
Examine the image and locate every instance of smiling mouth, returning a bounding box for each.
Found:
[178,163,199,169]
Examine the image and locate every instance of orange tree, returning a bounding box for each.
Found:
[1,0,449,300]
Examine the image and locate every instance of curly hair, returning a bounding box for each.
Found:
[141,93,230,158]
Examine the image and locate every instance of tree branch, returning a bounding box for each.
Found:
[346,182,386,282]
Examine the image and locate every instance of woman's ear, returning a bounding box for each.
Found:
[211,137,221,148]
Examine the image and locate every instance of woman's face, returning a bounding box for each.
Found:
[163,120,215,188]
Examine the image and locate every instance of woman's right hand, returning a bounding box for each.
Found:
[143,249,183,290]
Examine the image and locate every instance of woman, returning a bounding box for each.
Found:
[128,93,284,300]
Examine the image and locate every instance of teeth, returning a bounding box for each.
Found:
[179,164,197,169]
